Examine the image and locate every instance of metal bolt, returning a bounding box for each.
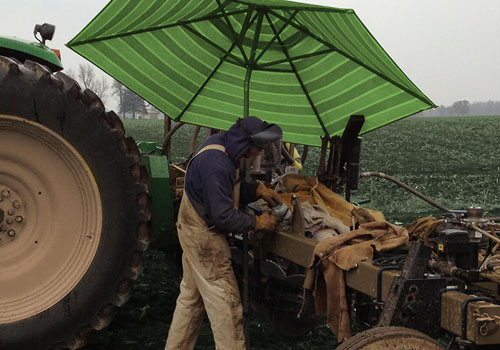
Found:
[7,230,15,238]
[13,200,20,209]
[1,189,10,197]
[15,216,23,223]
[0,225,6,232]
[7,209,14,215]
[6,218,13,225]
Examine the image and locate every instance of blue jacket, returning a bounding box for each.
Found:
[184,117,267,234]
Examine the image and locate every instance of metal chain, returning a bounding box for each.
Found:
[473,311,500,323]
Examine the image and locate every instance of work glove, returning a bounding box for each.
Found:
[255,211,279,232]
[256,182,280,207]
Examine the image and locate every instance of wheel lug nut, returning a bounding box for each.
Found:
[7,230,15,237]
[15,216,23,223]
[2,189,10,197]
[6,218,13,225]
[13,200,20,209]
[7,209,14,215]
[0,225,6,232]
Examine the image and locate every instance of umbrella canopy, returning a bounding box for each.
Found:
[68,0,435,146]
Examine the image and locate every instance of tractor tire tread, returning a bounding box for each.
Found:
[336,326,442,350]
[0,56,151,350]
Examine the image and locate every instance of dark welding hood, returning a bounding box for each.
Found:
[250,124,282,148]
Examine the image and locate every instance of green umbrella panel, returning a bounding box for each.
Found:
[68,0,435,146]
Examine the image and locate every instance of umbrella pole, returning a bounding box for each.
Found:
[163,115,171,158]
[242,65,252,347]
[242,230,250,346]
[244,67,252,118]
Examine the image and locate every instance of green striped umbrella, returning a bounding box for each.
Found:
[68,0,435,146]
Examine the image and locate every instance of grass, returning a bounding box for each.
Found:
[124,115,500,225]
[355,116,500,223]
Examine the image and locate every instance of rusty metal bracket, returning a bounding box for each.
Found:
[378,242,434,327]
[376,266,400,302]
[377,277,446,338]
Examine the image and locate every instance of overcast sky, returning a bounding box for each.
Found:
[1,0,499,108]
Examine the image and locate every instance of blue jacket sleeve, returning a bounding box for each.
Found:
[202,171,256,234]
[239,180,259,208]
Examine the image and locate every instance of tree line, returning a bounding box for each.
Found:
[66,63,152,119]
[417,100,500,117]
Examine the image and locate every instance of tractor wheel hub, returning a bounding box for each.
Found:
[0,186,25,243]
[0,114,102,324]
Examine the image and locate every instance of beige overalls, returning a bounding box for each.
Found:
[165,145,246,350]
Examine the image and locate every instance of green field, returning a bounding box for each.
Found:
[124,115,500,225]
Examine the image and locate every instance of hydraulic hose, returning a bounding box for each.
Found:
[360,171,451,212]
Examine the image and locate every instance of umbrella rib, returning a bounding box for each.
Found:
[68,9,247,46]
[254,10,298,65]
[232,0,352,13]
[256,48,334,69]
[257,67,293,72]
[176,42,239,122]
[216,0,249,63]
[269,10,433,107]
[244,11,264,117]
[182,24,245,66]
[249,11,264,64]
[266,13,329,137]
[236,6,257,64]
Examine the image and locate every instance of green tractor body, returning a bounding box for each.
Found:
[0,34,63,72]
[136,141,175,249]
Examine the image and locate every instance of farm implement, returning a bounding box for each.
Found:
[1,1,499,349]
[143,116,500,350]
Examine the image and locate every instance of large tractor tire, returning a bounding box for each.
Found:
[336,326,443,350]
[0,56,151,350]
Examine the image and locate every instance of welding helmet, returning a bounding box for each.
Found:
[250,123,282,149]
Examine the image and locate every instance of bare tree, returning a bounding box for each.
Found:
[112,80,148,119]
[75,63,110,103]
[112,80,125,117]
[64,68,76,79]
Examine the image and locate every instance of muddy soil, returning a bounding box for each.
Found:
[83,249,338,350]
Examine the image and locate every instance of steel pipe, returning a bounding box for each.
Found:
[360,171,451,212]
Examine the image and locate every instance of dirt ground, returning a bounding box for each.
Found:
[83,249,338,350]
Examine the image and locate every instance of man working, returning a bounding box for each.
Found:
[165,116,282,350]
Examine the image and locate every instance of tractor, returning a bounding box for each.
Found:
[0,24,151,349]
[2,22,500,350]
